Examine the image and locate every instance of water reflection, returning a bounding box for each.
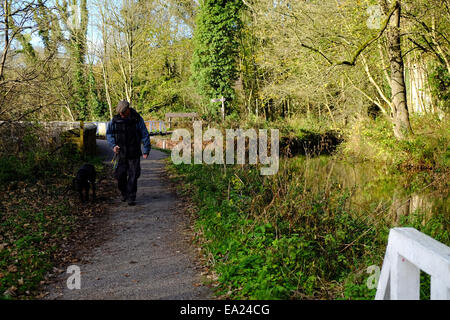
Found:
[291,156,449,224]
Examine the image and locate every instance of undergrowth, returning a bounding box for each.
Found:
[339,113,449,170]
[0,128,113,299]
[168,155,449,299]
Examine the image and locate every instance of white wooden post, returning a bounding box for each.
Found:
[211,96,226,121]
[221,96,225,121]
[390,250,420,299]
[430,276,450,299]
[376,228,450,300]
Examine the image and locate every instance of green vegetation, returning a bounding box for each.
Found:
[192,0,243,117]
[0,129,79,184]
[339,113,450,170]
[0,197,74,299]
[0,128,112,299]
[1,0,449,301]
[166,105,449,300]
[168,155,449,299]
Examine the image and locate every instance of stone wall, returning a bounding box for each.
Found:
[0,121,97,156]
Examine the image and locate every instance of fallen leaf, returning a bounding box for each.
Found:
[7,265,17,273]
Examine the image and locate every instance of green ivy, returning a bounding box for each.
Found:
[191,0,243,118]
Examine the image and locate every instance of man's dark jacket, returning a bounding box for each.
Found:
[106,108,151,159]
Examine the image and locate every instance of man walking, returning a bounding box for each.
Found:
[106,100,151,206]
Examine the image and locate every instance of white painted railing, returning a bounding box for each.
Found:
[1,120,168,137]
[145,120,167,134]
[376,227,450,300]
[86,121,167,136]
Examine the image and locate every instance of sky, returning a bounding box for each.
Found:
[29,0,102,53]
[29,0,193,62]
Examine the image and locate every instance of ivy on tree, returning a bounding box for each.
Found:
[191,0,243,118]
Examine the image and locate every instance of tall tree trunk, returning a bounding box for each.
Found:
[0,0,10,81]
[99,1,113,119]
[101,60,113,119]
[383,0,413,139]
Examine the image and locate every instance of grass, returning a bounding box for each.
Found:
[0,198,74,298]
[168,160,380,299]
[167,124,449,299]
[150,145,172,155]
[0,129,114,299]
[338,113,449,170]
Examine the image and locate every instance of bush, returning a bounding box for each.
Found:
[169,144,449,300]
[339,114,449,170]
[0,127,80,184]
[170,161,386,299]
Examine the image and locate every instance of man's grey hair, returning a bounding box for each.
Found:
[116,100,130,114]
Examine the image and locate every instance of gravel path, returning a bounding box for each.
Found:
[44,140,212,300]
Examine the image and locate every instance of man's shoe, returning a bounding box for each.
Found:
[128,200,136,206]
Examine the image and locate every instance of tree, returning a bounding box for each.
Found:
[0,0,71,122]
[191,0,243,118]
[93,0,200,118]
[96,0,157,107]
[381,0,412,139]
[402,0,450,113]
[55,0,89,120]
[88,65,108,120]
[243,0,422,139]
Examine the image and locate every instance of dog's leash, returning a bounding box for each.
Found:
[62,184,72,195]
[111,153,118,170]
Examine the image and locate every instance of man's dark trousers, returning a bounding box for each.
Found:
[115,157,141,201]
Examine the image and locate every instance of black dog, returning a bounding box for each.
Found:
[73,163,96,202]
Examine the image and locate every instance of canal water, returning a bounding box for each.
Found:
[286,156,449,225]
